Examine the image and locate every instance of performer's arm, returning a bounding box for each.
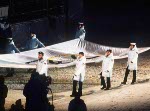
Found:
[36,38,45,48]
[131,50,138,63]
[107,58,114,72]
[25,60,38,64]
[13,44,20,53]
[119,49,128,57]
[94,56,105,63]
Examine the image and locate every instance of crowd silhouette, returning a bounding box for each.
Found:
[23,72,53,111]
[0,72,56,111]
[0,75,8,111]
[0,72,89,111]
[9,99,24,111]
[68,93,87,111]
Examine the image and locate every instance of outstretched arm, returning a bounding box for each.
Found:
[36,38,45,48]
[13,44,20,53]
[25,60,38,64]
[119,50,128,57]
[131,50,138,63]
[94,56,105,63]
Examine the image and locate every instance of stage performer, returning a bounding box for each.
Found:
[100,49,114,90]
[26,33,45,50]
[70,52,86,97]
[120,43,138,85]
[36,51,48,76]
[5,38,20,77]
[75,22,86,40]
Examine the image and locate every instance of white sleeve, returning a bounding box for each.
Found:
[95,56,105,63]
[82,58,86,64]
[131,50,138,63]
[79,33,85,40]
[63,60,76,67]
[119,49,129,57]
[108,58,114,71]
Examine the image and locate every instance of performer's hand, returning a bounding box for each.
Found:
[74,74,77,76]
[25,62,30,64]
[71,55,77,59]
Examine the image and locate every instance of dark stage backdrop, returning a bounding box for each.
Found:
[83,1,149,47]
[11,17,65,47]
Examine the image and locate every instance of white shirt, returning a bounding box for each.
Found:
[36,59,48,76]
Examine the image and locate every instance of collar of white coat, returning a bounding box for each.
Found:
[38,58,46,62]
[9,40,14,45]
[80,26,85,30]
[77,56,85,60]
[106,53,113,58]
[130,45,138,51]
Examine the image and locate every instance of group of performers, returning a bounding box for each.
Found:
[70,42,138,97]
[4,22,138,97]
[32,42,138,97]
[5,33,45,76]
[5,22,85,76]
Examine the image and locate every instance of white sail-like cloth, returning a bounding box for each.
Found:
[0,39,149,68]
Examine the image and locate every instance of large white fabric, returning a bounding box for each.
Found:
[0,39,149,69]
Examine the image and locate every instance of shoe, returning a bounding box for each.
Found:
[104,88,110,90]
[131,82,135,85]
[121,82,126,85]
[101,87,106,90]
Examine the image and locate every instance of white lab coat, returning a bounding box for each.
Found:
[127,47,138,70]
[120,45,138,70]
[102,53,114,78]
[36,59,48,76]
[73,56,86,82]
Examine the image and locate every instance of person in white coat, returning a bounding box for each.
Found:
[100,49,114,90]
[70,52,86,97]
[75,22,86,40]
[120,43,138,85]
[36,52,48,76]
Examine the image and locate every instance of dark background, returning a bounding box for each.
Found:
[84,0,149,47]
[0,0,149,53]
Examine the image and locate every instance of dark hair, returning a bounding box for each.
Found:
[79,52,84,56]
[38,51,44,56]
[106,49,112,53]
